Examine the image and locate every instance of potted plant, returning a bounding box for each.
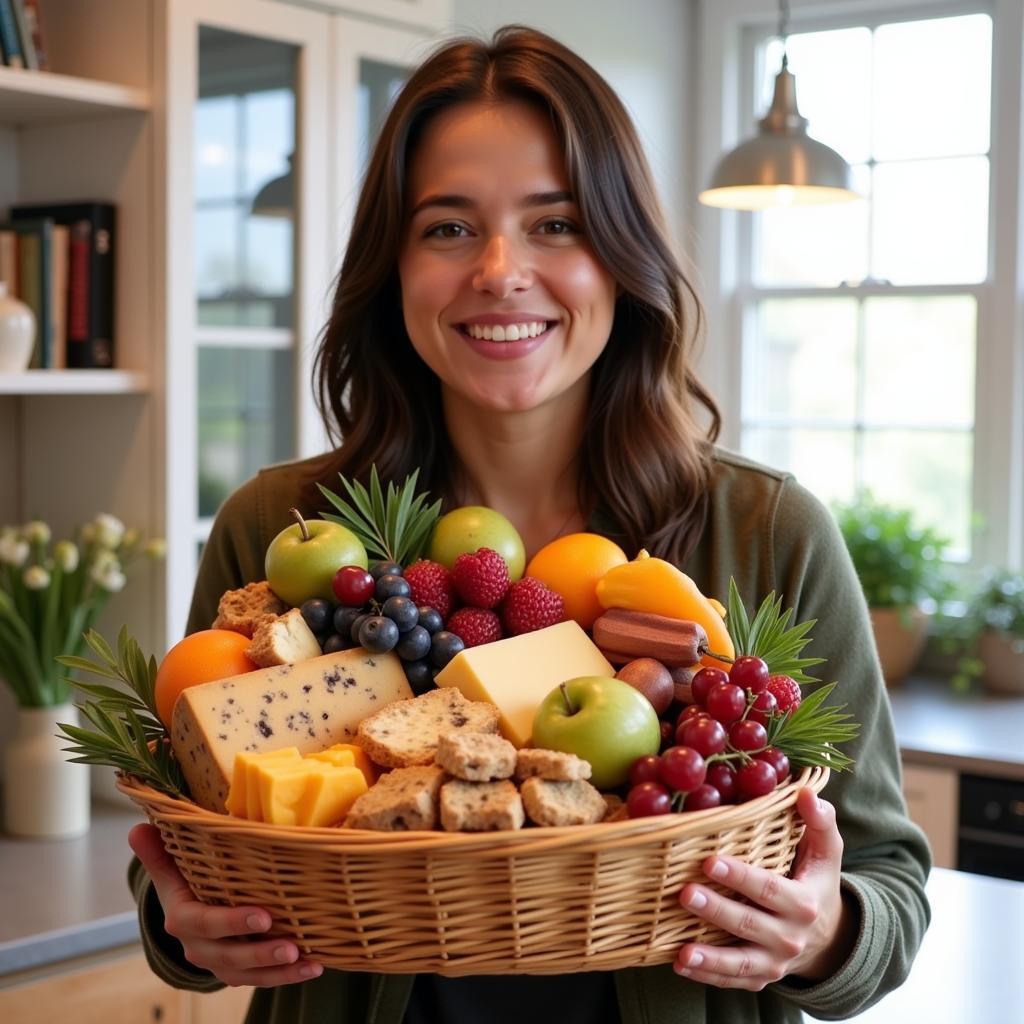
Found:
[833,493,952,685]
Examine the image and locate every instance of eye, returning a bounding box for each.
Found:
[424,222,471,240]
[536,217,579,236]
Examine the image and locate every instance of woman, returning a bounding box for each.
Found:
[128,25,930,1023]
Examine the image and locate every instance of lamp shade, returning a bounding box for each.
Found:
[251,153,294,218]
[699,58,861,210]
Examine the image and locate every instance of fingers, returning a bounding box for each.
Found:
[688,856,817,929]
[129,823,195,908]
[791,790,844,879]
[675,943,780,991]
[182,936,324,987]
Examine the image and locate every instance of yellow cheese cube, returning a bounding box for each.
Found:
[298,764,368,827]
[225,747,302,820]
[256,762,313,827]
[305,743,378,786]
[435,621,614,747]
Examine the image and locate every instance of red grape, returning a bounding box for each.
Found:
[747,689,778,726]
[706,762,737,803]
[676,703,709,728]
[629,754,663,787]
[755,747,791,784]
[691,667,729,704]
[683,783,722,811]
[332,565,375,606]
[706,681,746,725]
[678,716,727,757]
[658,745,707,792]
[729,719,768,752]
[736,759,778,799]
[626,781,672,817]
[659,719,675,750]
[729,655,770,693]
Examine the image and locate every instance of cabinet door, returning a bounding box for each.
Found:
[0,949,188,1024]
[191,984,254,1024]
[902,761,959,868]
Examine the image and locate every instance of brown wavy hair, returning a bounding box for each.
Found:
[307,24,721,565]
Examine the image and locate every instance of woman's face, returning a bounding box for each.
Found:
[398,100,618,415]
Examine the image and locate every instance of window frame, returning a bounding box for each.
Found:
[694,0,1024,572]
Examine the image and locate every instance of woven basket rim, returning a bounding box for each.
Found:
[116,764,829,852]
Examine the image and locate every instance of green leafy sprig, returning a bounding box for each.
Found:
[318,466,441,567]
[766,683,860,771]
[56,627,187,797]
[726,578,825,683]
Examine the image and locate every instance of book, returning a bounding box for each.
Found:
[0,0,24,68]
[11,0,36,70]
[8,217,53,367]
[0,228,16,294]
[50,223,68,369]
[19,0,43,70]
[11,201,115,368]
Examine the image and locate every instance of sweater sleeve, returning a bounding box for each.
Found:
[766,477,932,1019]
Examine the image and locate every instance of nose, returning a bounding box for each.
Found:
[472,235,532,298]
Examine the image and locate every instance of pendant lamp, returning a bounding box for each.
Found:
[699,0,861,210]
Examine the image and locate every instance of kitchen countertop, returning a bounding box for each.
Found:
[888,675,1024,780]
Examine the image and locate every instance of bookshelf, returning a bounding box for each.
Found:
[0,368,148,394]
[0,66,150,124]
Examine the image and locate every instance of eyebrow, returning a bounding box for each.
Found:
[409,190,574,218]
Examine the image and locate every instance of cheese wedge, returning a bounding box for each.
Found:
[435,621,614,747]
[171,649,412,812]
[305,742,378,787]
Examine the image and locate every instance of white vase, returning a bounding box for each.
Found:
[0,281,36,372]
[2,703,90,839]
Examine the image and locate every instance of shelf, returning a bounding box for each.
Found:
[0,67,150,126]
[0,369,150,395]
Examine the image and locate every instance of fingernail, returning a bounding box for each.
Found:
[247,914,269,931]
[273,945,294,963]
[685,888,707,910]
[708,859,728,880]
[298,962,323,979]
[689,951,704,968]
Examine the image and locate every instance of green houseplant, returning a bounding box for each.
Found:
[833,493,952,685]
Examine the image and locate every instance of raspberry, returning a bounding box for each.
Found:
[767,674,802,713]
[446,607,503,648]
[404,560,456,619]
[500,577,566,636]
[451,547,510,609]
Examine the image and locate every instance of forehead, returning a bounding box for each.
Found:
[405,100,569,199]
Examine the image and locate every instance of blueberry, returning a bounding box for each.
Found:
[370,560,404,580]
[396,624,431,661]
[382,595,418,632]
[416,606,444,635]
[300,598,333,635]
[359,615,400,654]
[333,604,364,637]
[322,633,350,654]
[429,630,465,669]
[403,658,434,693]
[375,573,412,602]
[350,613,372,644]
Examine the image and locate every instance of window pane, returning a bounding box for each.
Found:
[861,430,972,556]
[243,89,294,197]
[358,59,408,178]
[754,164,869,286]
[195,97,237,202]
[195,206,238,303]
[744,298,858,421]
[873,15,992,160]
[872,157,989,284]
[863,296,976,429]
[197,347,295,518]
[742,427,856,508]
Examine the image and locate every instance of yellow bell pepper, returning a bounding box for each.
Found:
[595,550,735,669]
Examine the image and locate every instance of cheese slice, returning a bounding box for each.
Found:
[305,742,378,787]
[435,621,614,747]
[225,747,302,820]
[297,763,368,827]
[171,649,412,812]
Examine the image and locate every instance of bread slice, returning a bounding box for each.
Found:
[435,730,517,781]
[246,608,322,668]
[343,764,446,831]
[212,581,288,638]
[514,748,592,782]
[440,779,524,832]
[357,687,500,769]
[520,777,607,827]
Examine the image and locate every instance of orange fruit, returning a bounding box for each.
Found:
[154,629,258,728]
[525,533,628,630]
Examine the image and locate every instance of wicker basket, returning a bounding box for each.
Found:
[117,764,827,976]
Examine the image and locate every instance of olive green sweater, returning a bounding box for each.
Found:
[128,448,930,1022]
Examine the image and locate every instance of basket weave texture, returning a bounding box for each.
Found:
[118,765,828,976]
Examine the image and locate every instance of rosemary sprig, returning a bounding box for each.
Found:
[765,682,860,771]
[56,627,187,797]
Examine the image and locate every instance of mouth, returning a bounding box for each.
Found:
[456,320,554,342]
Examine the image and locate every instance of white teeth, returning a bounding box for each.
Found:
[464,321,549,341]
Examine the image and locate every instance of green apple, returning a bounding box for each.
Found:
[531,675,661,789]
[265,508,367,607]
[428,505,526,581]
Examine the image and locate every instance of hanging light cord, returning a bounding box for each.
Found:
[778,0,791,65]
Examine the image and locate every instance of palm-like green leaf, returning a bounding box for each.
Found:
[766,682,860,771]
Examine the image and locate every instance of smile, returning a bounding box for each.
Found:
[459,321,551,341]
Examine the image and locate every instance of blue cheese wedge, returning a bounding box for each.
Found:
[171,649,412,812]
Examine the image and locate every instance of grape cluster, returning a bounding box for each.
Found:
[299,561,464,695]
[626,654,792,818]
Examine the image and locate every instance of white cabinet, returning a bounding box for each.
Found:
[902,761,959,869]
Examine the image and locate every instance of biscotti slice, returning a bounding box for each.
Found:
[246,608,322,668]
[435,730,517,781]
[440,778,524,832]
[520,777,607,827]
[357,686,501,769]
[212,581,288,637]
[601,793,629,822]
[515,748,592,782]
[343,764,446,831]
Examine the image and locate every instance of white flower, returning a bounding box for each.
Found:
[0,535,29,566]
[90,549,119,576]
[23,565,51,590]
[54,540,80,573]
[93,513,126,549]
[93,563,126,593]
[23,520,51,545]
[144,538,167,559]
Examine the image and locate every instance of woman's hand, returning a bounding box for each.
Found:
[129,823,324,987]
[673,788,858,990]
